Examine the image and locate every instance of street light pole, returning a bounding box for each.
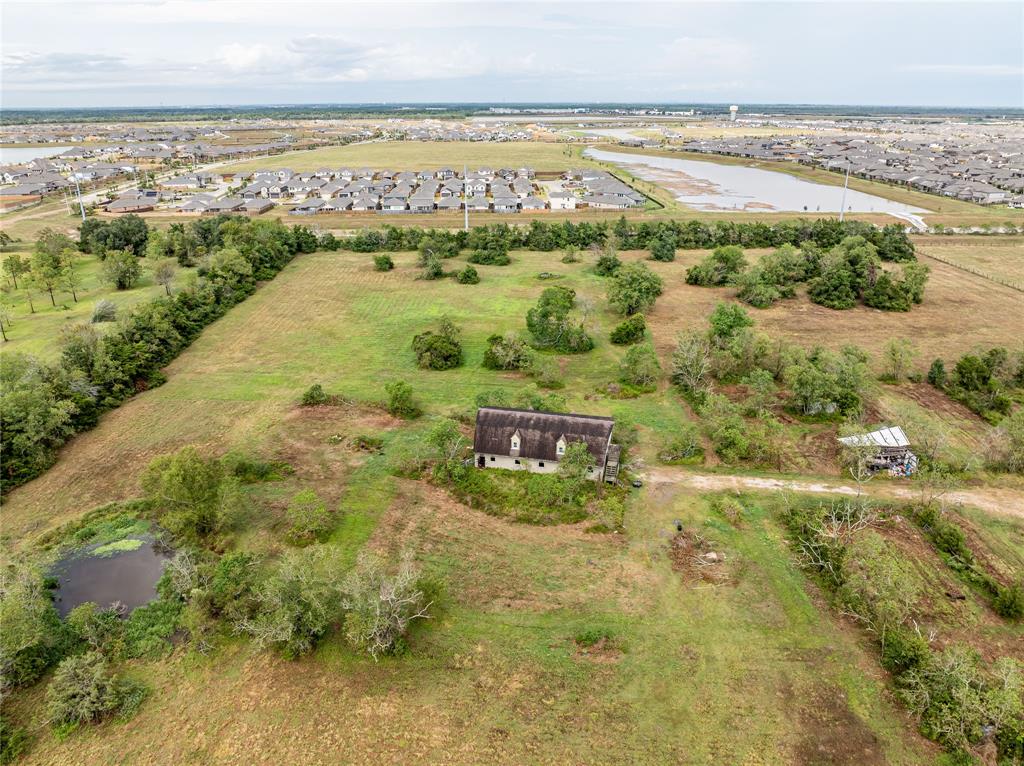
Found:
[838,163,851,222]
[72,174,86,222]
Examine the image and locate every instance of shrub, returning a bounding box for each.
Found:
[0,717,29,765]
[237,545,346,659]
[285,489,333,546]
[709,494,746,525]
[881,628,932,675]
[863,273,912,312]
[90,299,117,323]
[455,265,479,284]
[221,452,292,483]
[993,583,1024,619]
[610,314,646,345]
[45,651,121,727]
[419,254,445,280]
[648,232,676,262]
[121,599,182,658]
[206,551,261,622]
[560,246,580,263]
[101,249,142,290]
[707,302,754,346]
[531,356,564,389]
[373,254,394,271]
[685,245,746,285]
[735,272,782,308]
[594,496,626,530]
[385,380,421,419]
[594,251,621,276]
[575,626,616,647]
[300,383,329,406]
[482,332,533,371]
[67,602,123,653]
[619,343,661,389]
[657,426,704,464]
[927,358,947,388]
[412,318,463,370]
[466,247,510,266]
[342,550,432,659]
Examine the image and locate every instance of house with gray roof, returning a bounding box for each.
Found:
[472,407,619,483]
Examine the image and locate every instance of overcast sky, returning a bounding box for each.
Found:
[2,0,1022,109]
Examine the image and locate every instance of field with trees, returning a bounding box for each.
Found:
[1,213,1022,766]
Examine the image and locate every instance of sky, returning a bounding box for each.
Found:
[2,0,1022,109]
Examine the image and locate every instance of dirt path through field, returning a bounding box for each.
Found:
[643,467,1024,519]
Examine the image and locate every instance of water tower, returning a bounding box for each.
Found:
[729,105,739,122]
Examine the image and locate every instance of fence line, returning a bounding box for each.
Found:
[920,251,1024,293]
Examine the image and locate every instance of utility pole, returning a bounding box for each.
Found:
[838,162,851,222]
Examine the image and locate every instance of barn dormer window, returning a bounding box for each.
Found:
[556,436,566,456]
[510,429,521,455]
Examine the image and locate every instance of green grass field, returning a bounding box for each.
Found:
[5,241,1021,765]
[0,253,195,361]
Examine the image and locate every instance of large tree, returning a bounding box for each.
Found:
[607,262,664,315]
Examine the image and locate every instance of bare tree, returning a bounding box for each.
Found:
[342,549,432,660]
[670,330,711,396]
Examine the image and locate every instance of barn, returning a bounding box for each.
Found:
[472,407,619,483]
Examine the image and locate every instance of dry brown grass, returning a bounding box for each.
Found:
[635,249,1024,363]
[912,236,1024,290]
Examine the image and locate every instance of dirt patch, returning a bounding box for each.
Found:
[573,636,623,664]
[791,685,887,766]
[667,529,731,585]
[646,467,1024,521]
[366,480,658,615]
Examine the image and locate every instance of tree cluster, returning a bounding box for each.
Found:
[1,216,305,492]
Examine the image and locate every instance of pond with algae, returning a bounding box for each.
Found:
[49,532,172,618]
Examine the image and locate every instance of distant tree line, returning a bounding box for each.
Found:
[337,217,916,261]
[1,216,316,493]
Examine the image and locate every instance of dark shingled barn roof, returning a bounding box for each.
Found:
[473,407,614,463]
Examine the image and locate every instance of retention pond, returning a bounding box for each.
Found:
[584,147,928,226]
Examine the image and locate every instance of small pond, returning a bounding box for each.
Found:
[49,535,172,618]
[584,147,928,226]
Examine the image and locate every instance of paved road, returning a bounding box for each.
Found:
[642,467,1024,520]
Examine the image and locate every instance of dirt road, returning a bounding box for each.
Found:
[643,467,1024,519]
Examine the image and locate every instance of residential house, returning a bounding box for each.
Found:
[548,191,578,210]
[472,407,618,483]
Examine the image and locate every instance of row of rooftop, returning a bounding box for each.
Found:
[675,134,1024,207]
[98,167,646,215]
